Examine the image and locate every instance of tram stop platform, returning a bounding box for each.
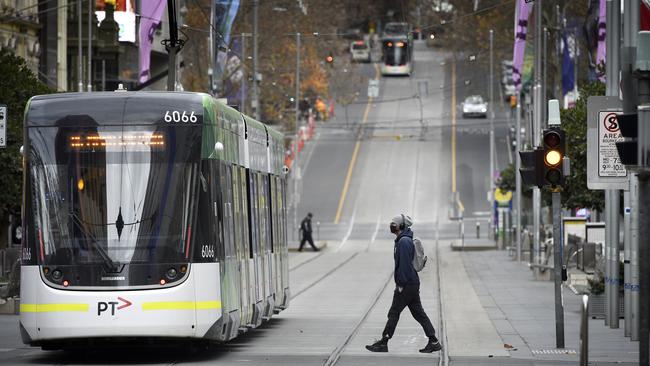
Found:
[451,238,497,251]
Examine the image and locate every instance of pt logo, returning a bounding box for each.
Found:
[97,297,132,316]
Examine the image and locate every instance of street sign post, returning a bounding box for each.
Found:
[0,105,6,148]
[587,96,627,190]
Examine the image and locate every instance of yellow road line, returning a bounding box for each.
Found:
[20,303,89,313]
[142,301,221,311]
[451,61,457,193]
[334,64,379,224]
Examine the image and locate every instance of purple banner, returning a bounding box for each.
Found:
[597,0,606,79]
[512,0,531,92]
[139,0,167,84]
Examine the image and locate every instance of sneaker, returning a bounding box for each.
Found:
[365,339,388,353]
[419,339,442,353]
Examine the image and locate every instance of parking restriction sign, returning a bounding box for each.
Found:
[598,111,626,177]
[587,96,627,190]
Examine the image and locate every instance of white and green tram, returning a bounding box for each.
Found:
[19,91,290,349]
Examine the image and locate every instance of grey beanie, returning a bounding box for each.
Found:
[391,214,413,228]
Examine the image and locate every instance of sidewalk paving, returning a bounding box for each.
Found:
[460,248,639,365]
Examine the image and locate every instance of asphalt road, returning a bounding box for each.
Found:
[0,42,516,365]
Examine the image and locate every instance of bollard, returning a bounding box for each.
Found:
[580,295,589,366]
[476,221,480,239]
[316,221,320,241]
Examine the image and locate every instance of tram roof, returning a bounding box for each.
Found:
[25,91,209,127]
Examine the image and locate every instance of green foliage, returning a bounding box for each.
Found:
[496,163,515,193]
[587,273,605,295]
[0,49,54,217]
[542,82,605,211]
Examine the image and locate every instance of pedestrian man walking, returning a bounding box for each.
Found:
[299,212,319,251]
[366,214,441,353]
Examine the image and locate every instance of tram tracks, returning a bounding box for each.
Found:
[290,252,358,299]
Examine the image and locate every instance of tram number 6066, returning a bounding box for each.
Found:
[164,110,197,123]
[201,245,215,258]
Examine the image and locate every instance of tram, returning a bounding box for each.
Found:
[380,36,413,76]
[380,22,413,76]
[19,91,290,349]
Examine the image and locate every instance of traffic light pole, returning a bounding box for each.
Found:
[605,0,621,329]
[489,29,495,242]
[622,0,639,340]
[293,32,301,244]
[552,189,565,348]
[516,92,522,262]
[532,0,543,276]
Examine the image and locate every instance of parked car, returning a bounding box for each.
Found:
[462,95,488,118]
[350,40,371,62]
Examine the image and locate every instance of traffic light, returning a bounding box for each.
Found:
[615,113,638,165]
[325,53,334,66]
[542,128,566,187]
[519,148,544,188]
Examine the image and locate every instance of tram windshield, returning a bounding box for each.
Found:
[28,124,201,268]
[383,40,409,66]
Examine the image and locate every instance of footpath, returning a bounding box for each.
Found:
[458,246,639,365]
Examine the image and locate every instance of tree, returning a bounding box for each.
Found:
[546,81,605,211]
[328,59,365,127]
[0,50,54,247]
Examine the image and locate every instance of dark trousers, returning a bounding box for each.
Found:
[299,232,318,251]
[382,284,436,340]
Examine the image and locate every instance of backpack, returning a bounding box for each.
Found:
[412,237,427,272]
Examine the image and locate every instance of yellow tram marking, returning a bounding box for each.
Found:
[334,63,380,224]
[20,303,89,313]
[141,301,221,311]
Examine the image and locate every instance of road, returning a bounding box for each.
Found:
[0,42,522,365]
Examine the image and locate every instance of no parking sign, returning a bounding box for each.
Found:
[587,96,627,190]
[598,111,626,177]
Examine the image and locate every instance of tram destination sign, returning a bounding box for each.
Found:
[0,104,6,148]
[587,96,627,190]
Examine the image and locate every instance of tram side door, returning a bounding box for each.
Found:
[248,170,264,306]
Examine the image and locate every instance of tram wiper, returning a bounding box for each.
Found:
[69,212,120,272]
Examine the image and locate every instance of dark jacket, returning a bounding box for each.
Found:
[394,228,420,286]
[300,216,312,234]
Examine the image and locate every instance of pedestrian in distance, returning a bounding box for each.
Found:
[365,214,442,354]
[299,212,319,252]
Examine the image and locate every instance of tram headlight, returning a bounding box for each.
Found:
[166,267,178,280]
[51,269,63,281]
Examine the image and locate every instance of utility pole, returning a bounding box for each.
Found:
[605,0,621,329]
[87,0,92,92]
[293,32,301,243]
[516,91,522,262]
[622,0,639,340]
[241,33,246,114]
[635,30,650,366]
[489,29,495,242]
[532,0,543,275]
[77,0,83,92]
[165,0,180,91]
[556,4,562,99]
[548,100,565,349]
[252,0,260,120]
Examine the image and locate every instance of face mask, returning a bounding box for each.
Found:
[390,223,399,234]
